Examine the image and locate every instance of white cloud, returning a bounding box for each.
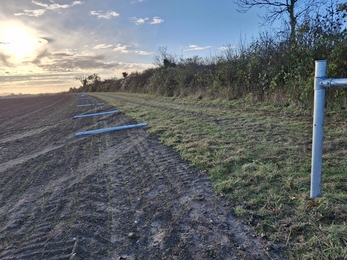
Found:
[132,16,164,25]
[112,44,152,55]
[72,1,83,6]
[113,44,130,53]
[31,0,50,8]
[14,9,46,17]
[93,44,113,49]
[184,44,211,51]
[132,17,149,25]
[32,0,70,10]
[134,50,152,55]
[218,45,236,51]
[150,16,164,24]
[90,10,120,19]
[17,0,83,16]
[90,11,99,16]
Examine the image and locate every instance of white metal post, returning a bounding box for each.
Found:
[310,60,327,198]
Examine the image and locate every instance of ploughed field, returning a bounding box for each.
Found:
[0,94,281,259]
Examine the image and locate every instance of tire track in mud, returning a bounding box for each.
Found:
[0,95,112,259]
[1,142,111,258]
[1,142,82,259]
[0,94,282,259]
[93,92,311,168]
[93,92,273,126]
[103,129,280,259]
[93,92,311,141]
[0,95,149,259]
[0,95,115,166]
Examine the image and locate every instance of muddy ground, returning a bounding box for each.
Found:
[0,94,283,259]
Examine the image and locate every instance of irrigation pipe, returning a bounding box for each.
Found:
[76,98,93,101]
[76,102,105,107]
[75,123,148,136]
[74,110,119,119]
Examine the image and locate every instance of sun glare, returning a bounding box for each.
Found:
[0,24,47,63]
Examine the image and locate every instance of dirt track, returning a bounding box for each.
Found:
[0,94,283,259]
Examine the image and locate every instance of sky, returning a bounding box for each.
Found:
[0,0,267,94]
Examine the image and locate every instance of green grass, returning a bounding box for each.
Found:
[92,92,347,259]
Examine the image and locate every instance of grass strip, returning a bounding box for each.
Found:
[92,92,347,259]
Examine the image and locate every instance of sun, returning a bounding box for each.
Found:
[0,24,46,63]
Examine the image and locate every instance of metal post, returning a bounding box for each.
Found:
[310,60,327,198]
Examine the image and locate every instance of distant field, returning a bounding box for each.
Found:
[93,92,347,259]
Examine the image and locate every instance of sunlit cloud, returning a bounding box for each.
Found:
[113,44,130,53]
[40,51,153,75]
[150,16,164,24]
[135,50,152,55]
[0,46,154,93]
[42,52,115,72]
[184,44,211,51]
[93,44,113,49]
[0,23,49,66]
[0,40,153,94]
[14,9,46,17]
[0,53,12,67]
[90,10,120,19]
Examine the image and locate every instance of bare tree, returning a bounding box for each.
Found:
[153,46,176,67]
[74,75,88,87]
[233,0,319,41]
[74,73,100,89]
[87,73,100,83]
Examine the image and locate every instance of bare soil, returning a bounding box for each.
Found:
[0,94,283,259]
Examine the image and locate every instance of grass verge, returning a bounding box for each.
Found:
[92,92,347,259]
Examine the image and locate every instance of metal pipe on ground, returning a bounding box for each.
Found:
[76,102,105,107]
[74,123,148,136]
[74,110,119,119]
